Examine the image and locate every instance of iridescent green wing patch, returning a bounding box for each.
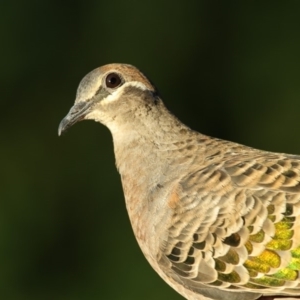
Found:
[243,203,300,288]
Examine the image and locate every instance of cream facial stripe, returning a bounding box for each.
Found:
[101,81,148,105]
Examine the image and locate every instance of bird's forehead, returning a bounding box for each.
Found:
[76,68,103,103]
[75,64,154,103]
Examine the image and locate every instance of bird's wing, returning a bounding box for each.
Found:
[158,153,300,297]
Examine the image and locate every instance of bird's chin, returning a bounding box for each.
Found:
[82,110,103,123]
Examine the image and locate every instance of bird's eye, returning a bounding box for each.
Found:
[105,73,122,88]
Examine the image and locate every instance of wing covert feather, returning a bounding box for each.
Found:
[158,154,300,296]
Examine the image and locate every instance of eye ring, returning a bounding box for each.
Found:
[105,73,122,89]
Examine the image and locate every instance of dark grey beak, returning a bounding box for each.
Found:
[58,101,93,136]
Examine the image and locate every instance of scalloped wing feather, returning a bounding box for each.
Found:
[158,152,300,298]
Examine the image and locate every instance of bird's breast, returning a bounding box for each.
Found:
[120,170,175,256]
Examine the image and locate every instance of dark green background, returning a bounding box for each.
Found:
[2,1,300,299]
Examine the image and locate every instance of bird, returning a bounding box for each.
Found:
[58,63,300,300]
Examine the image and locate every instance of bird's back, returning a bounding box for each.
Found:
[134,133,300,300]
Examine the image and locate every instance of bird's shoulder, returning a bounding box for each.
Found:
[157,137,300,298]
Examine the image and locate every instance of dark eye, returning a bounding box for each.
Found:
[105,73,122,88]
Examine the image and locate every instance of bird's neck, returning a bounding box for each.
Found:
[111,104,197,175]
[110,106,196,251]
[108,104,211,255]
[110,104,207,217]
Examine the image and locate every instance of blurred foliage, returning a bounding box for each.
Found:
[1,1,300,299]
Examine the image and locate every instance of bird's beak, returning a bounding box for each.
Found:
[58,101,93,136]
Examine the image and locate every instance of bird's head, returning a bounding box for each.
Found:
[58,63,160,136]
